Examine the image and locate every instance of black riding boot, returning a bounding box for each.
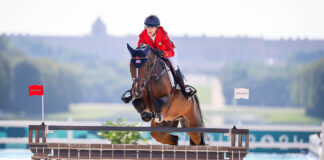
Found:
[175,68,197,99]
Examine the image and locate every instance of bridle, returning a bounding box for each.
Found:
[131,51,158,96]
[130,49,170,120]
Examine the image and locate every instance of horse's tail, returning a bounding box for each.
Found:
[193,94,205,145]
[193,94,204,127]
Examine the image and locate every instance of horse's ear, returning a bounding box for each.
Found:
[143,45,151,56]
[127,43,135,56]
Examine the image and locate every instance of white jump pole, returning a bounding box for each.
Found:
[41,95,45,125]
[233,97,237,129]
[233,88,249,129]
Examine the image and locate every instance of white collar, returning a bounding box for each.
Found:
[151,35,156,41]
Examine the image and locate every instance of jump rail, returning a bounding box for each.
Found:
[29,125,249,160]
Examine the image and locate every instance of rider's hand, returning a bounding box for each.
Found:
[140,43,148,47]
[153,48,164,57]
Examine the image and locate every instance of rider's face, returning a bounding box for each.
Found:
[146,27,157,37]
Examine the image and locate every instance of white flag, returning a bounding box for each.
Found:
[234,88,249,99]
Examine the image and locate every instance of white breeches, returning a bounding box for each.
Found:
[165,49,178,70]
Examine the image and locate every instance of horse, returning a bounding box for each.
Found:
[125,43,205,145]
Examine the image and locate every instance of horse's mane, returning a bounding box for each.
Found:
[135,45,149,50]
[134,45,202,124]
[135,45,157,58]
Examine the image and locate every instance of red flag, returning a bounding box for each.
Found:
[29,85,43,96]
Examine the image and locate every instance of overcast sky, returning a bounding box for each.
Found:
[0,0,323,39]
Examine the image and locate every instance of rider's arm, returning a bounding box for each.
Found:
[161,34,175,57]
[137,33,146,47]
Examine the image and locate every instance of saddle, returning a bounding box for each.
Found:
[159,57,178,89]
[158,56,197,99]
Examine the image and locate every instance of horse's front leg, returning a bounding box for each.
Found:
[154,96,170,122]
[132,98,152,122]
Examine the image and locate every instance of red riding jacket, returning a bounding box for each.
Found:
[137,26,175,57]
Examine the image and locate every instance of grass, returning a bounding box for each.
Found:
[257,109,321,124]
[43,103,323,125]
[46,103,135,121]
[202,106,322,124]
[2,101,322,125]
[43,85,213,121]
[196,86,212,104]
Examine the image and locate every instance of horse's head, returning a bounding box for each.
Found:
[127,43,153,98]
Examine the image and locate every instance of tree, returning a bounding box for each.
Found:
[0,55,11,110]
[292,58,324,118]
[0,35,10,52]
[98,118,147,144]
[218,64,293,107]
[11,61,41,114]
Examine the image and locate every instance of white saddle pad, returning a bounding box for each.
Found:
[162,61,180,90]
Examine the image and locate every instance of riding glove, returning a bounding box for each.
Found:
[153,48,164,57]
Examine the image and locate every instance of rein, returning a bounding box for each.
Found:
[131,52,168,116]
[132,52,158,92]
[131,51,168,94]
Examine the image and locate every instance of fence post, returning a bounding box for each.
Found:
[321,121,324,160]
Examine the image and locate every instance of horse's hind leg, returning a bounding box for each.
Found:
[180,117,205,145]
[187,132,204,145]
[188,133,205,145]
[150,121,179,145]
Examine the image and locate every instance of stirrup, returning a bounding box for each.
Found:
[184,85,197,99]
[121,90,132,103]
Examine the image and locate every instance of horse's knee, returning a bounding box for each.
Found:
[155,96,168,113]
[132,98,144,113]
[132,99,152,122]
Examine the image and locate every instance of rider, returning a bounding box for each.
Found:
[137,15,196,99]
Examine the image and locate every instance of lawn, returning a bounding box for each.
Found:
[201,106,322,125]
[43,103,322,125]
[46,103,136,121]
[196,86,212,104]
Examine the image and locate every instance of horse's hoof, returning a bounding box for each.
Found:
[154,116,163,123]
[171,135,179,145]
[140,112,152,122]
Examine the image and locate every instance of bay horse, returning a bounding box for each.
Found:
[126,44,205,145]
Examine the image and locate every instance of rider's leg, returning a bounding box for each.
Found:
[165,49,196,99]
[175,68,197,99]
[165,49,179,70]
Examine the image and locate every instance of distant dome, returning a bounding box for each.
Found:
[91,17,107,36]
